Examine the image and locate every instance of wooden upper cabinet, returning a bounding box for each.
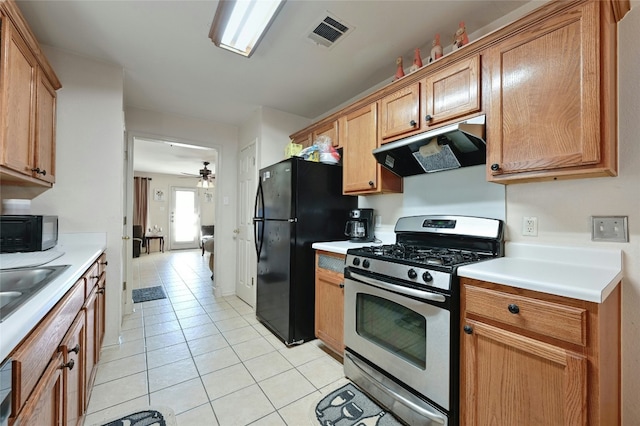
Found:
[312,120,339,148]
[341,104,379,194]
[290,130,312,148]
[340,103,402,195]
[0,1,61,191]
[1,17,38,176]
[379,82,421,143]
[422,54,480,127]
[35,68,57,184]
[486,1,617,183]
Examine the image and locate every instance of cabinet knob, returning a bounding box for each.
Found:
[409,120,417,127]
[100,261,109,266]
[463,325,473,335]
[97,288,105,294]
[69,344,80,354]
[339,283,345,289]
[61,359,75,370]
[508,304,520,314]
[490,163,501,171]
[368,181,374,187]
[31,167,41,174]
[424,114,433,122]
[40,169,47,176]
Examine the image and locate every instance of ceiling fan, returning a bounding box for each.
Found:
[182,161,215,188]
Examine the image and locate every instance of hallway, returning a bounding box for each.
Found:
[84,249,346,425]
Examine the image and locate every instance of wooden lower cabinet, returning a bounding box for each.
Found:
[12,352,64,426]
[460,277,621,425]
[9,253,106,426]
[314,251,346,356]
[60,314,85,426]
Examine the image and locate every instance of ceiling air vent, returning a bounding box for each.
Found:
[307,13,352,48]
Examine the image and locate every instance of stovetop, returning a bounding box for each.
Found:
[344,215,505,293]
[352,244,495,268]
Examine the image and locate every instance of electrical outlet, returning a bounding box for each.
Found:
[592,216,629,242]
[522,216,538,236]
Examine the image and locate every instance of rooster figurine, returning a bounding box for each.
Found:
[409,48,423,73]
[453,21,469,50]
[394,56,405,80]
[430,34,443,62]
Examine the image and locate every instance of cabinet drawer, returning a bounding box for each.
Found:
[11,278,85,411]
[83,262,100,297]
[464,285,586,346]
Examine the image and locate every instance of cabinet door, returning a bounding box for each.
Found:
[379,82,421,142]
[312,120,339,148]
[340,103,379,194]
[486,2,614,181]
[314,252,346,355]
[35,68,57,184]
[60,314,85,426]
[423,55,480,126]
[13,353,64,426]
[461,319,586,426]
[0,17,37,176]
[83,287,97,407]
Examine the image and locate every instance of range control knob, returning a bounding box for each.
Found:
[362,260,371,268]
[408,269,418,279]
[422,271,433,282]
[352,258,360,266]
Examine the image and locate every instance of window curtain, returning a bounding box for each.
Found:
[134,177,151,244]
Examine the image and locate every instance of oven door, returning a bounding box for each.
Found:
[344,270,450,411]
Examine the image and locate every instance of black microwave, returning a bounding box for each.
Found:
[0,215,58,253]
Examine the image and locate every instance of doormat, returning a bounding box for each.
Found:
[98,406,176,426]
[313,383,403,426]
[132,286,166,303]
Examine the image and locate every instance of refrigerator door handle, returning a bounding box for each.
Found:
[253,182,265,259]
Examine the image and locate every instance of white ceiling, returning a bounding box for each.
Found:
[16,0,533,175]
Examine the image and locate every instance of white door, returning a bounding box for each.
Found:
[169,187,199,250]
[236,141,257,307]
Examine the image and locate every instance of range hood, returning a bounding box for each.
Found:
[373,115,486,177]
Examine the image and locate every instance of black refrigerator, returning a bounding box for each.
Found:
[253,157,357,345]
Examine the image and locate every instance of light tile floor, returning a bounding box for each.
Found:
[84,249,348,425]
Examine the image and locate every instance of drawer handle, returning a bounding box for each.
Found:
[508,304,520,314]
[463,325,473,335]
[61,359,75,371]
[69,344,80,355]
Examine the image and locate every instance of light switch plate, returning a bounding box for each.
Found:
[591,216,629,242]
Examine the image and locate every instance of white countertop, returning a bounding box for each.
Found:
[312,231,395,254]
[457,242,623,303]
[0,233,107,361]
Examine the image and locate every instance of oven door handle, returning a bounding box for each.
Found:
[346,352,447,425]
[349,271,446,303]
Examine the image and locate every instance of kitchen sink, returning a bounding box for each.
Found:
[0,265,70,322]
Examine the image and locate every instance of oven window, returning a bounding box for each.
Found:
[356,294,426,369]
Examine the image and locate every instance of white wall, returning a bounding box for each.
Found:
[29,47,125,347]
[125,108,238,296]
[239,106,311,168]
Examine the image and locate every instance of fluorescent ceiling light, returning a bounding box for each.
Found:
[209,0,284,57]
[163,141,215,151]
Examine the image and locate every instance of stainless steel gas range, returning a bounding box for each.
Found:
[343,215,504,426]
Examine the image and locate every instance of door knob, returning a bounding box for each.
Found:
[233,229,240,234]
[122,236,130,240]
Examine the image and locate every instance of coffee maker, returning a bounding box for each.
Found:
[344,208,375,242]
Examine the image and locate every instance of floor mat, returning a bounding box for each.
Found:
[313,383,403,426]
[132,286,166,303]
[98,406,176,426]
